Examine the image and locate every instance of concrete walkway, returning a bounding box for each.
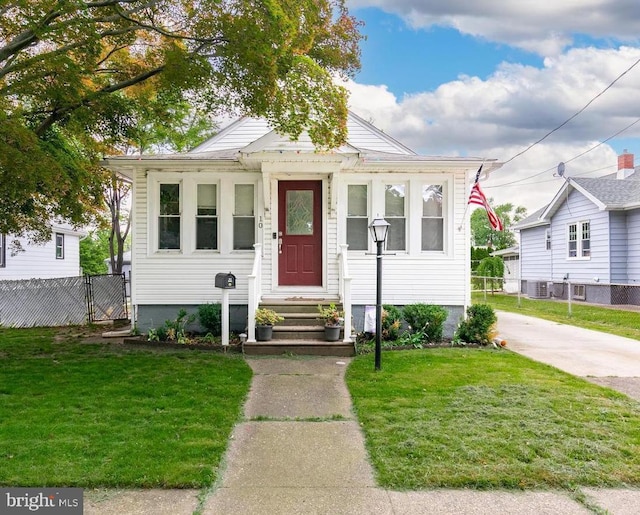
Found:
[86,324,640,514]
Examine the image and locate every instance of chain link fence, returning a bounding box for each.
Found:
[0,274,127,328]
[472,275,640,313]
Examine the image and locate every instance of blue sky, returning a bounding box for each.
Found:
[343,2,640,210]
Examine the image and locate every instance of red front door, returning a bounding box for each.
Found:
[278,180,322,286]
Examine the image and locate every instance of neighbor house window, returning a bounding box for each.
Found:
[347,184,368,250]
[0,234,5,267]
[233,184,255,250]
[159,183,181,249]
[568,221,590,258]
[385,184,406,251]
[196,184,217,250]
[581,221,590,257]
[545,229,551,250]
[55,233,64,259]
[421,184,444,251]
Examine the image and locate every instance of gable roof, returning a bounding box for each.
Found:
[516,170,640,231]
[190,111,416,155]
[512,206,549,230]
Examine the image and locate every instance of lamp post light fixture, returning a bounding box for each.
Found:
[369,217,390,371]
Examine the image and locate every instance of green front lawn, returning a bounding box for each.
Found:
[0,327,252,488]
[347,349,640,490]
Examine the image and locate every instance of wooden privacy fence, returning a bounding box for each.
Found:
[0,274,127,328]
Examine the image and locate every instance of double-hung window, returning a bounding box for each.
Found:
[159,183,181,250]
[385,184,406,251]
[545,229,551,250]
[196,184,217,250]
[55,233,64,259]
[233,184,255,250]
[568,221,590,258]
[421,184,444,251]
[346,184,369,251]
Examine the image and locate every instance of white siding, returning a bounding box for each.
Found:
[132,167,262,305]
[550,190,610,283]
[193,112,414,155]
[519,226,551,280]
[336,170,468,307]
[627,209,640,283]
[0,230,81,280]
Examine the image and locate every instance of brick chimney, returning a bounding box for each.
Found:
[617,149,634,179]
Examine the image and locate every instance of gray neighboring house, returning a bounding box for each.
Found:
[514,150,640,305]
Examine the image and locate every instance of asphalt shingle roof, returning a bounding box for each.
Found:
[572,171,640,209]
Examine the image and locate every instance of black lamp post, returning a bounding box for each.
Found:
[369,218,390,371]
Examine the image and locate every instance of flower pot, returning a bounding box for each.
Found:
[324,325,341,342]
[256,325,273,341]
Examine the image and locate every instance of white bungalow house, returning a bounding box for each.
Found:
[104,112,501,344]
[514,150,640,305]
[0,224,85,280]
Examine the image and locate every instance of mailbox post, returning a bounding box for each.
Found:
[215,273,236,346]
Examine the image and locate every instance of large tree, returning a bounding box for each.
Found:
[1,0,363,241]
[470,203,527,250]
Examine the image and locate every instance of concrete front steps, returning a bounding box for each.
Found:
[243,299,355,357]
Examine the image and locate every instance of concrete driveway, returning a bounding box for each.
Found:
[496,310,640,400]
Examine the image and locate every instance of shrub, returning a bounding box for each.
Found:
[402,303,448,343]
[455,304,497,345]
[382,304,402,341]
[198,303,222,336]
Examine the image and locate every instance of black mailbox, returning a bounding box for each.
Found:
[215,272,236,289]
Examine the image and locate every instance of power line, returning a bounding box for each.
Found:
[487,116,640,189]
[498,55,640,168]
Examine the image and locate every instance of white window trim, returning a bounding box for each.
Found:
[545,228,551,251]
[420,181,448,254]
[346,182,371,253]
[0,233,5,267]
[382,181,408,253]
[148,172,260,256]
[194,180,219,253]
[149,175,183,254]
[566,220,590,260]
[55,233,65,260]
[232,183,257,252]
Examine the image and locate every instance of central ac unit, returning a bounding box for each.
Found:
[531,281,550,298]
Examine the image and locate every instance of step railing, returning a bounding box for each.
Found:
[338,244,353,342]
[247,243,262,343]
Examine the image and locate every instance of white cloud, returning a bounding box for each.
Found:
[344,45,640,212]
[348,0,640,56]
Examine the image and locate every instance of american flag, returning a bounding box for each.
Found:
[468,165,503,231]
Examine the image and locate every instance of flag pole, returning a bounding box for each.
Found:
[458,162,485,231]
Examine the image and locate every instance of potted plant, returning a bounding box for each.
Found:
[254,308,284,341]
[317,303,343,341]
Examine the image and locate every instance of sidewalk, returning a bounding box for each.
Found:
[86,354,640,514]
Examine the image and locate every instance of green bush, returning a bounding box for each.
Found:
[382,304,402,341]
[198,303,222,336]
[402,303,448,343]
[455,304,497,345]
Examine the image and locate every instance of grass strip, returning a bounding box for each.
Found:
[0,328,252,488]
[347,349,640,490]
[473,292,640,341]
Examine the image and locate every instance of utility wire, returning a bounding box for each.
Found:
[498,55,640,168]
[487,116,640,188]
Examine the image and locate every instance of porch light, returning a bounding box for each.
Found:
[369,217,390,371]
